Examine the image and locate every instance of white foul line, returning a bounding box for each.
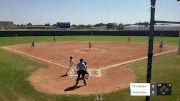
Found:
[100,49,177,70]
[1,47,177,77]
[1,47,69,69]
[1,47,102,77]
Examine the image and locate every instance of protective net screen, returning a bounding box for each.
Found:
[0,0,179,101]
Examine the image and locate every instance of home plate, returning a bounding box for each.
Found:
[69,69,102,77]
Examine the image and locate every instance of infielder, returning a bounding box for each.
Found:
[159,41,164,51]
[65,56,76,76]
[88,41,93,50]
[31,41,35,49]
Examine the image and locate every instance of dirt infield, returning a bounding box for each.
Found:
[2,42,176,95]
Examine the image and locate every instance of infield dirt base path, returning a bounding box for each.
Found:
[2,42,176,95]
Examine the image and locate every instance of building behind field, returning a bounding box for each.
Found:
[0,21,16,30]
[55,22,70,31]
[124,25,180,31]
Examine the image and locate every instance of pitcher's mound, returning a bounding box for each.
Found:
[74,48,106,53]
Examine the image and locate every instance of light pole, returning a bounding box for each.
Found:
[146,0,180,101]
[146,0,156,101]
[178,30,180,55]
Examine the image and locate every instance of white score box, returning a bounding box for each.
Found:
[130,83,150,96]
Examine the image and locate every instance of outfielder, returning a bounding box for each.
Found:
[128,36,131,42]
[53,36,56,41]
[65,56,76,76]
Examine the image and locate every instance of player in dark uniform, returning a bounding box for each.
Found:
[31,41,35,49]
[159,41,164,51]
[128,36,131,42]
[74,59,87,86]
[53,36,56,41]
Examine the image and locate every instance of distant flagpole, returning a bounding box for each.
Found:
[90,32,93,41]
[161,33,163,42]
[178,31,180,55]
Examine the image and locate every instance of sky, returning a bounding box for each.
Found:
[0,0,179,25]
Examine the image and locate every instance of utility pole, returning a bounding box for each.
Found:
[146,0,179,101]
[146,0,156,101]
[178,30,180,55]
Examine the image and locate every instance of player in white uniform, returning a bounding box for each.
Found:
[88,41,93,50]
[84,62,89,79]
[65,56,76,76]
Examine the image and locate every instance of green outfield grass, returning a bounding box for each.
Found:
[104,53,180,101]
[0,36,179,101]
[0,36,178,46]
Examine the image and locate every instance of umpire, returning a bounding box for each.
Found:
[74,59,87,86]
